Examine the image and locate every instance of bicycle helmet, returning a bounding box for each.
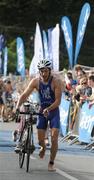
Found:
[37,59,52,70]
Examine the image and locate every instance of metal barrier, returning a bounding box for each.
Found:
[59,95,94,150]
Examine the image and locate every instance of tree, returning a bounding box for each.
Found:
[0,0,94,72]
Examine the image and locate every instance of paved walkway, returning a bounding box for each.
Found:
[0,121,20,131]
[0,121,94,156]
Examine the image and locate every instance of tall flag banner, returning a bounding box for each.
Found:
[51,24,60,71]
[0,34,5,74]
[74,3,91,65]
[16,37,25,78]
[48,28,53,66]
[61,16,73,68]
[3,47,8,76]
[29,23,43,76]
[42,30,49,59]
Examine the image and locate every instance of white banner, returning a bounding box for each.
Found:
[3,47,8,76]
[29,23,43,76]
[51,24,60,71]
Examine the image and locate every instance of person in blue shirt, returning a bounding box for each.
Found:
[15,59,62,171]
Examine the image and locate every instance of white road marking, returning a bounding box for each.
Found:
[56,168,79,180]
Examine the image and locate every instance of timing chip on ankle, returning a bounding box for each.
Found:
[49,161,54,165]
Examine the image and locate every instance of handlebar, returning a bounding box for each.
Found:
[19,111,43,116]
[15,110,43,123]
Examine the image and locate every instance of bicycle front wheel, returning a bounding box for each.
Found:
[26,126,31,172]
[19,151,25,168]
[19,129,27,168]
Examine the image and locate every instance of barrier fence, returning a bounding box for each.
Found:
[59,93,94,149]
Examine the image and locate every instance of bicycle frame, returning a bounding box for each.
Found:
[17,102,42,172]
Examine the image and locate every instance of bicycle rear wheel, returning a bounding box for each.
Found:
[26,126,32,172]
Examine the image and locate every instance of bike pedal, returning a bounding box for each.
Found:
[15,148,21,154]
[22,148,26,153]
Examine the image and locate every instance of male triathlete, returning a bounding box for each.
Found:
[15,59,62,171]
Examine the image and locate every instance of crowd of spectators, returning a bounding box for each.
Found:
[0,64,94,126]
[63,65,94,131]
[0,75,31,122]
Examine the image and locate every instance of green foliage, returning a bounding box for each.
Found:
[7,38,32,73]
[0,0,94,73]
[7,47,17,73]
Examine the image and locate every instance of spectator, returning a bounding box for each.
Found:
[66,71,77,91]
[0,78,6,122]
[74,64,86,84]
[75,76,92,104]
[88,75,94,108]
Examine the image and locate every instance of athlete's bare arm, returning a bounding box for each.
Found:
[16,78,39,109]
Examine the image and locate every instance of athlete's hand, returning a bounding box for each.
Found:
[43,108,49,117]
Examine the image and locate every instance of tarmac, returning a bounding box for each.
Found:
[0,121,94,156]
[0,121,19,131]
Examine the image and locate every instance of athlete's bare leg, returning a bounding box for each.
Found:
[38,129,46,158]
[48,128,59,171]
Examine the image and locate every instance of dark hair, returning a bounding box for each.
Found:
[67,72,73,79]
[7,80,11,84]
[74,65,83,71]
[88,75,94,82]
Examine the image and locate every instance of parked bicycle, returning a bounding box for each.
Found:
[15,102,42,172]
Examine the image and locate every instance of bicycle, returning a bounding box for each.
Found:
[16,102,42,172]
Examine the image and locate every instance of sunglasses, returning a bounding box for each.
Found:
[40,69,49,73]
[81,82,87,85]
